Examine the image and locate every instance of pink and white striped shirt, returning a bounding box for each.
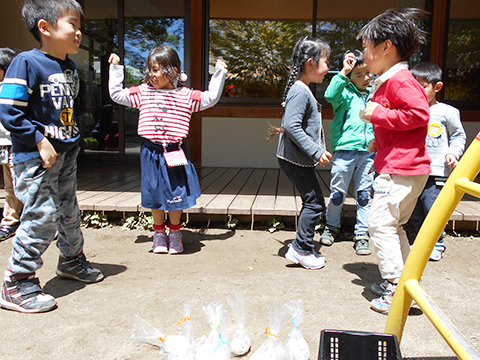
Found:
[109,63,227,145]
[129,85,201,144]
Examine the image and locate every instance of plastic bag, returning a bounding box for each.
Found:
[226,291,251,356]
[250,303,288,360]
[193,300,231,360]
[284,300,310,360]
[129,314,166,351]
[163,302,194,360]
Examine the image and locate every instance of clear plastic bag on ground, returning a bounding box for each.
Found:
[193,300,231,360]
[226,291,251,356]
[284,300,310,360]
[163,302,194,360]
[250,302,288,360]
[129,314,167,351]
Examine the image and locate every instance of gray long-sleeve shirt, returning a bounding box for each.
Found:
[277,81,326,166]
[427,102,466,177]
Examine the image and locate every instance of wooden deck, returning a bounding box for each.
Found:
[1,163,480,229]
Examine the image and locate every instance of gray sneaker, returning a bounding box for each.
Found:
[320,225,340,246]
[56,253,104,283]
[354,234,371,255]
[0,270,57,313]
[370,280,389,296]
[370,281,397,314]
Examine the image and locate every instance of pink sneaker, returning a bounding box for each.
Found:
[168,230,183,254]
[152,230,168,254]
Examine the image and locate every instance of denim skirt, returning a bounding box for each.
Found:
[140,139,201,211]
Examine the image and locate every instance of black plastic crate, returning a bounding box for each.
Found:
[319,329,403,360]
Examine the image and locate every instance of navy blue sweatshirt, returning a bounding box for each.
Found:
[0,48,80,163]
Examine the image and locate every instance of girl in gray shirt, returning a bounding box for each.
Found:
[273,36,332,269]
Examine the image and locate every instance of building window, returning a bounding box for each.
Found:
[209,0,429,105]
[209,0,313,104]
[73,1,119,154]
[444,1,480,109]
[209,20,310,100]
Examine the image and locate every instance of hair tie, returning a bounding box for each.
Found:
[179,72,188,82]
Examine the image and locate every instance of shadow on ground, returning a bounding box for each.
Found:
[43,262,127,298]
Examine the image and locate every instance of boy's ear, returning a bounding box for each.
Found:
[383,40,393,55]
[37,19,51,38]
[435,81,443,93]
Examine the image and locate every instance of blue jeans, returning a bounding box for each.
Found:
[325,150,374,235]
[8,146,84,274]
[278,159,325,255]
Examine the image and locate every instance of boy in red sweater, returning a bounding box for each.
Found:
[357,8,431,314]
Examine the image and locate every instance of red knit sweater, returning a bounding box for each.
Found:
[371,69,431,175]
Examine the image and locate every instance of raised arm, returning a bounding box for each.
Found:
[108,53,132,107]
[200,59,228,111]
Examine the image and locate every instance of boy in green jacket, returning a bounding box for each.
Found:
[320,50,375,255]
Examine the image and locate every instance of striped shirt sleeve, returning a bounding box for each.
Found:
[0,55,43,148]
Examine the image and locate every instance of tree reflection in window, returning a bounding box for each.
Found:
[209,20,309,98]
[124,18,184,84]
[445,19,480,107]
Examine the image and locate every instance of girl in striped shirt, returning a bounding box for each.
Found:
[109,46,227,254]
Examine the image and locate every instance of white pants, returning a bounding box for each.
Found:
[369,174,428,279]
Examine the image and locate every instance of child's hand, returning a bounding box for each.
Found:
[215,59,227,70]
[446,154,459,168]
[368,139,377,153]
[361,101,379,123]
[108,53,121,65]
[37,137,58,168]
[318,150,333,167]
[340,52,356,77]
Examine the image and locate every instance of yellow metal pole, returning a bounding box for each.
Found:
[385,132,480,342]
[404,279,479,360]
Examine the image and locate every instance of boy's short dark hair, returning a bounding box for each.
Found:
[0,48,17,72]
[340,49,365,77]
[356,8,428,61]
[410,62,442,85]
[22,0,85,43]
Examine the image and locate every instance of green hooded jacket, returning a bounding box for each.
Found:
[324,73,374,152]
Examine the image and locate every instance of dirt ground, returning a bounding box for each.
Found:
[0,224,479,360]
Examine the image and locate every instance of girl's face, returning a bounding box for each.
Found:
[350,63,371,90]
[149,59,175,89]
[309,56,329,84]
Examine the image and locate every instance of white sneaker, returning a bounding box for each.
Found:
[285,244,325,269]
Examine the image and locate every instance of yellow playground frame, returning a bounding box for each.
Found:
[385,132,480,360]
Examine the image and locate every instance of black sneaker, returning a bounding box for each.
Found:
[0,223,19,241]
[56,253,104,283]
[0,270,57,313]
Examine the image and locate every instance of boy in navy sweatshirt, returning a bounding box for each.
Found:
[0,0,103,313]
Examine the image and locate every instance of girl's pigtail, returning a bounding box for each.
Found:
[268,60,301,140]
[282,64,300,106]
[268,39,304,140]
[268,36,330,140]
